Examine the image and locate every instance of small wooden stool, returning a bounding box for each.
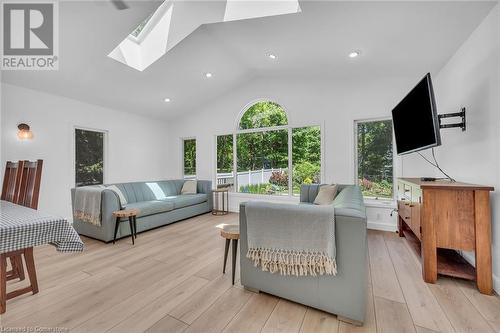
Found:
[112,209,139,245]
[219,224,239,285]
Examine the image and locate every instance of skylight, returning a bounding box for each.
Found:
[108,0,301,72]
[130,13,153,38]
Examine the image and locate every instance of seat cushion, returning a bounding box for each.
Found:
[165,194,208,209]
[124,200,174,218]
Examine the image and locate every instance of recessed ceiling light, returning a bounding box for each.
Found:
[268,54,277,60]
[205,72,213,78]
[164,98,171,102]
[349,51,361,58]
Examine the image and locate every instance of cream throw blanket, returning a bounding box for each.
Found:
[73,185,105,226]
[245,201,336,277]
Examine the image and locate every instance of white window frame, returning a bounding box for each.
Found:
[181,137,197,179]
[353,117,396,202]
[73,126,108,187]
[213,100,324,197]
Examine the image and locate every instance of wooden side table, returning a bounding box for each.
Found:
[220,224,239,285]
[212,188,229,215]
[112,209,139,245]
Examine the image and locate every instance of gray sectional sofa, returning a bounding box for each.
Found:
[71,180,212,242]
[239,184,367,324]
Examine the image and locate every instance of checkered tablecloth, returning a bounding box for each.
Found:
[0,200,84,253]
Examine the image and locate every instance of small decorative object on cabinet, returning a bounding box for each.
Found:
[397,178,494,294]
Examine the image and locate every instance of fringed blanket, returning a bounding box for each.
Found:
[245,201,336,277]
[73,185,105,226]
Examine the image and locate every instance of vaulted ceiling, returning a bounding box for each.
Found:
[1,1,497,120]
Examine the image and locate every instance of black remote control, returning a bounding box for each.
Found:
[420,177,437,181]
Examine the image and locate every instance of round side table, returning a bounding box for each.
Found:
[112,208,139,245]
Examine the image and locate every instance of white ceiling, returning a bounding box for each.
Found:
[1,1,497,120]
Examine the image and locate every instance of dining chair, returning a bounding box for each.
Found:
[1,161,25,203]
[1,160,43,283]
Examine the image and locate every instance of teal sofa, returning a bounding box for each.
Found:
[71,180,212,242]
[239,184,367,324]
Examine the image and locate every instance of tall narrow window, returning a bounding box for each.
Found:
[75,128,105,187]
[356,119,394,199]
[183,138,196,179]
[292,126,321,195]
[216,134,234,190]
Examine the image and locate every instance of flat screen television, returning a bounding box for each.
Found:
[392,73,441,155]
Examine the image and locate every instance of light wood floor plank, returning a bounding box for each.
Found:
[374,296,416,333]
[429,278,494,333]
[144,315,188,333]
[261,299,307,333]
[367,232,405,303]
[223,293,279,333]
[299,307,339,333]
[456,279,500,323]
[184,287,252,333]
[415,326,440,333]
[169,273,234,324]
[107,276,209,333]
[385,237,454,333]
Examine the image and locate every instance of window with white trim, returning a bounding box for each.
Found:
[355,119,394,200]
[215,101,322,196]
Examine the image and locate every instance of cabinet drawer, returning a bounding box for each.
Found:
[398,200,411,222]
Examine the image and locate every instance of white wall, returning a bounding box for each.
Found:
[1,83,171,220]
[166,75,422,231]
[403,4,500,292]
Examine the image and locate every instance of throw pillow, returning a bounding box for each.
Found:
[181,180,197,194]
[313,184,338,205]
[107,185,127,206]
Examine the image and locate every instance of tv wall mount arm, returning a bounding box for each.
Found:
[438,107,466,131]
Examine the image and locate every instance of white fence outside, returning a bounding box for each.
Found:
[217,168,287,188]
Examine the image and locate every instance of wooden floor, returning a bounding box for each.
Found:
[1,213,499,333]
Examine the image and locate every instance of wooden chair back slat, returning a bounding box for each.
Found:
[17,160,43,209]
[1,161,25,203]
[1,160,43,209]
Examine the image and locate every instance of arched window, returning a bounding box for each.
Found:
[238,101,288,130]
[215,100,322,196]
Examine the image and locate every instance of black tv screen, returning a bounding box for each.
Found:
[392,73,441,155]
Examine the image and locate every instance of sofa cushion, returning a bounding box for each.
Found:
[181,180,197,194]
[314,184,338,205]
[124,200,174,218]
[165,194,208,209]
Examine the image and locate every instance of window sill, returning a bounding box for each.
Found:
[228,192,300,201]
[363,198,396,209]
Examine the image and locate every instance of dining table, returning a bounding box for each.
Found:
[0,200,84,314]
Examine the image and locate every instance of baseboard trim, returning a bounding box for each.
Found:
[367,221,397,232]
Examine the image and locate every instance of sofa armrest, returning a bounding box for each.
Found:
[197,180,213,210]
[71,188,121,241]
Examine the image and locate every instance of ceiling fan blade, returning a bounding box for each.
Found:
[111,0,129,10]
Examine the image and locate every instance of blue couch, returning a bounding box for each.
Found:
[239,184,367,324]
[71,180,212,242]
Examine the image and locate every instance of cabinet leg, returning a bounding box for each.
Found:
[474,190,493,295]
[398,217,404,237]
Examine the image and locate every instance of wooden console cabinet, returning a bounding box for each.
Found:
[397,178,494,295]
